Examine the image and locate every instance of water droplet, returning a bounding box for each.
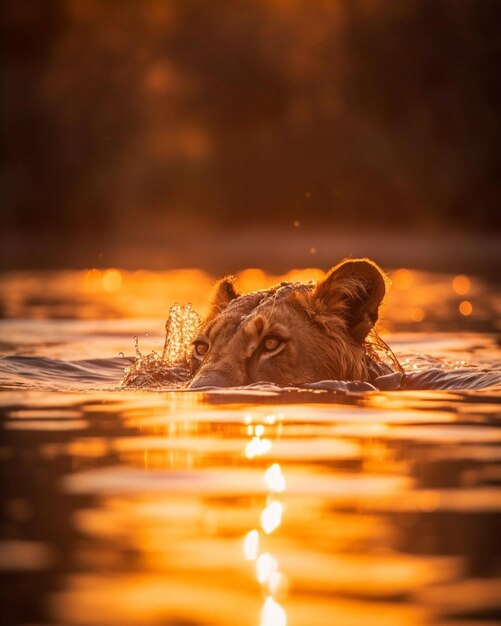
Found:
[119,352,124,358]
[133,336,141,357]
[145,332,149,337]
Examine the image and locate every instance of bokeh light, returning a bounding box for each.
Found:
[102,269,122,293]
[459,300,473,316]
[392,269,414,291]
[453,275,471,295]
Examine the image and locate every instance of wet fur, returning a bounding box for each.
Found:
[189,258,390,388]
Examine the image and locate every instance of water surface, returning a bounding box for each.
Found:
[1,268,500,626]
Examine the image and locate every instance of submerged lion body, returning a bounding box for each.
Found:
[189,258,397,389]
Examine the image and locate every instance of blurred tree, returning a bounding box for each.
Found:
[1,0,499,252]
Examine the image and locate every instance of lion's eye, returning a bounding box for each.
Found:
[262,335,282,352]
[194,341,209,357]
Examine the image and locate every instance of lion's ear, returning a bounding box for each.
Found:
[312,258,388,342]
[208,276,239,318]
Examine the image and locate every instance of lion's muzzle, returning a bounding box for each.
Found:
[189,369,235,389]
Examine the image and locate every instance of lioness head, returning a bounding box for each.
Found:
[189,258,389,388]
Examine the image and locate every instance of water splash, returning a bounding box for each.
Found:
[121,303,201,389]
[161,303,201,365]
[364,328,403,374]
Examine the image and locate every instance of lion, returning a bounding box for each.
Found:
[189,258,399,389]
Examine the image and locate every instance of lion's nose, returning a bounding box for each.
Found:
[189,370,234,389]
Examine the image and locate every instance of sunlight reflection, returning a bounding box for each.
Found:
[4,265,501,626]
[268,571,289,598]
[265,413,278,425]
[256,553,278,584]
[245,436,272,459]
[243,530,260,561]
[240,415,289,626]
[392,268,413,290]
[2,268,495,337]
[238,268,269,293]
[102,269,122,293]
[255,424,265,437]
[260,596,287,626]
[261,501,283,534]
[264,464,286,494]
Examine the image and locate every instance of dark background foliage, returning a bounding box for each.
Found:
[1,0,500,270]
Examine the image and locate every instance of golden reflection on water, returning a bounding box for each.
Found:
[1,267,499,333]
[261,596,287,626]
[2,388,501,625]
[264,463,286,493]
[392,268,414,291]
[261,501,283,534]
[2,267,501,625]
[243,529,259,561]
[101,269,123,293]
[240,414,288,625]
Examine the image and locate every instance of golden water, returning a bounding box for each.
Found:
[0,268,500,626]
